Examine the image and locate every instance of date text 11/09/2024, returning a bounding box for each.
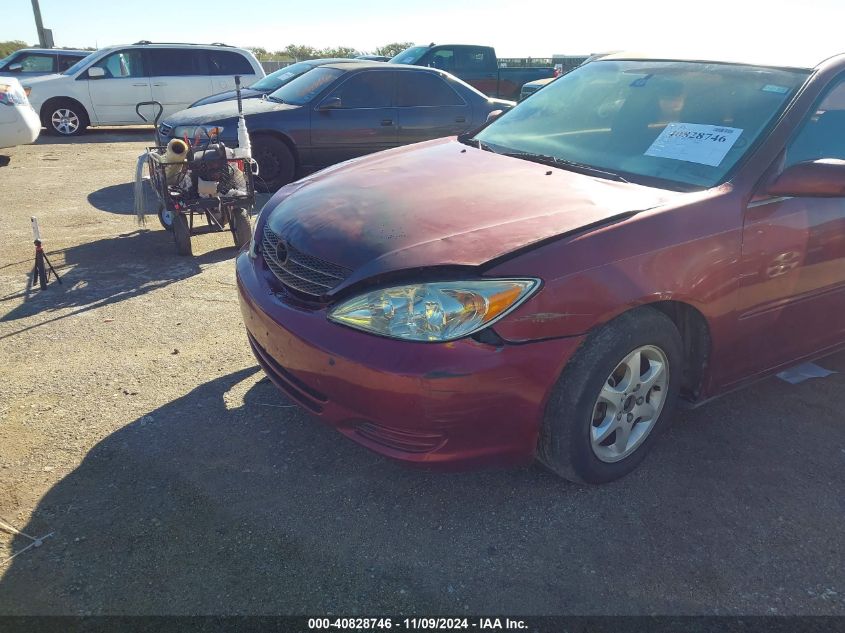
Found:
[307,618,528,630]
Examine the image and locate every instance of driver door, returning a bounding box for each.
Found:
[733,77,845,381]
[310,69,398,165]
[87,49,151,124]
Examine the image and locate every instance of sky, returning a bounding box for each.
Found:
[3,0,845,63]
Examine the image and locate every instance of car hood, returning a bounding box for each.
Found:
[265,138,686,291]
[164,98,297,126]
[190,88,266,107]
[19,73,65,86]
[0,71,54,79]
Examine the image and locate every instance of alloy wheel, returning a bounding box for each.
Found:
[51,108,80,135]
[590,345,669,463]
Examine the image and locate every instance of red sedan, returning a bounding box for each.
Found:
[237,51,845,483]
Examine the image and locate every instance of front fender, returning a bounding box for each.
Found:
[485,195,743,343]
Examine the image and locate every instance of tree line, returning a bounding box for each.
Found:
[1,40,30,58]
[0,40,414,61]
[246,42,414,61]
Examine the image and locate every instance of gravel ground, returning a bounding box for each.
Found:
[0,130,843,616]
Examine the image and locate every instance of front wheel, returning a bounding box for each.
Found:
[537,307,683,484]
[231,207,252,250]
[43,99,88,136]
[252,136,295,192]
[158,205,174,231]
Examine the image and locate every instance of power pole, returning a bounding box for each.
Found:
[31,0,47,47]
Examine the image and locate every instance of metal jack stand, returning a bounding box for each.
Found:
[31,217,61,290]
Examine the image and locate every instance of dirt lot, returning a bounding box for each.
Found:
[0,130,843,616]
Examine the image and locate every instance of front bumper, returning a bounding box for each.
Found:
[236,251,585,469]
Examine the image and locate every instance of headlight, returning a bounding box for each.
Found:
[328,279,540,342]
[172,125,224,139]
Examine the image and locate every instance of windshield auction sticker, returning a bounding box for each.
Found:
[644,122,743,167]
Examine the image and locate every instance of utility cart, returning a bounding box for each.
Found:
[136,100,255,257]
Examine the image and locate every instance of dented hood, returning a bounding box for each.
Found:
[266,138,683,289]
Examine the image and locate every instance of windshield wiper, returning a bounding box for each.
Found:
[457,134,496,152]
[503,151,630,183]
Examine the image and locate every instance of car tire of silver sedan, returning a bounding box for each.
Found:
[537,306,683,484]
[43,98,89,136]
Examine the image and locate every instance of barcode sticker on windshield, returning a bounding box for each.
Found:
[645,122,743,167]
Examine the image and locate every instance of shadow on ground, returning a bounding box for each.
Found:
[87,181,273,217]
[34,128,152,146]
[0,230,234,338]
[88,182,151,216]
[1,358,844,615]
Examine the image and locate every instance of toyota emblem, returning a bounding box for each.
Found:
[275,240,289,266]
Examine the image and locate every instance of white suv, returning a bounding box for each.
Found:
[23,42,264,136]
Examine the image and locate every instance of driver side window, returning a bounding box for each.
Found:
[328,71,393,109]
[92,50,145,79]
[424,49,455,73]
[786,78,845,166]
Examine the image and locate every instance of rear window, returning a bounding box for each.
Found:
[455,48,492,72]
[63,54,94,76]
[206,50,253,75]
[148,49,202,76]
[58,54,85,72]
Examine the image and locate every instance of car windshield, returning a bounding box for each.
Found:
[474,59,810,189]
[389,46,429,65]
[62,52,96,75]
[251,61,314,91]
[268,67,344,105]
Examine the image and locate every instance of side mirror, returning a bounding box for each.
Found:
[486,109,503,123]
[318,96,342,111]
[8,63,22,72]
[767,159,845,198]
[87,67,106,79]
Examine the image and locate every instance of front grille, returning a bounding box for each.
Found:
[261,225,352,297]
[159,123,173,137]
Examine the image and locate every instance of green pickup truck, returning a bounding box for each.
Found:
[389,44,556,101]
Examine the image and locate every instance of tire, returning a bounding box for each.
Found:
[231,207,252,250]
[252,135,295,192]
[43,99,89,136]
[537,306,683,484]
[158,205,174,231]
[172,212,193,256]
